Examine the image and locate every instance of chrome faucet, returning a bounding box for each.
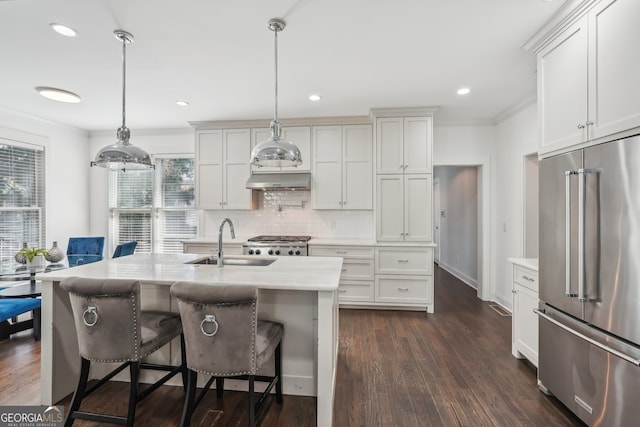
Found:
[217,218,235,267]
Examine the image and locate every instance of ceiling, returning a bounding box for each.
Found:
[0,0,566,131]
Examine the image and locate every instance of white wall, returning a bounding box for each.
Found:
[0,107,90,252]
[494,102,538,309]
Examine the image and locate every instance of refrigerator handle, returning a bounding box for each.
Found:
[578,168,600,302]
[565,170,578,297]
[535,308,640,367]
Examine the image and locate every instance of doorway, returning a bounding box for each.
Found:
[433,164,484,299]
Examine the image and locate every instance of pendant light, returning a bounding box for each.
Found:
[251,18,302,168]
[91,30,154,171]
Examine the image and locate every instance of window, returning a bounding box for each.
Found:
[109,156,197,254]
[0,140,45,261]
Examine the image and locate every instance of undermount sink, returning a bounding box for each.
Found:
[186,256,276,267]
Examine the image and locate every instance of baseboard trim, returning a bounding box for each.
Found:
[437,262,478,290]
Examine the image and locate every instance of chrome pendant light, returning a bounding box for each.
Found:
[91,30,154,171]
[251,18,302,168]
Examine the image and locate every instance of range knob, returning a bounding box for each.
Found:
[268,249,274,255]
[295,250,301,256]
[275,250,280,255]
[255,249,261,255]
[288,250,294,255]
[248,249,254,255]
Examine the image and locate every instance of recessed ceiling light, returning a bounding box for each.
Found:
[35,87,82,103]
[176,100,189,107]
[50,23,77,37]
[309,94,321,102]
[457,87,471,95]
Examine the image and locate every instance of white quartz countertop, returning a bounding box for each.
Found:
[36,253,342,292]
[508,257,538,271]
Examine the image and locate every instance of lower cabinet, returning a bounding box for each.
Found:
[308,245,374,303]
[510,261,539,367]
[309,244,434,311]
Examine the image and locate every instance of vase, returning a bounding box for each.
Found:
[45,241,65,263]
[26,254,45,268]
[14,242,28,264]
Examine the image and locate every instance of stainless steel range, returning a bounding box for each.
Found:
[243,235,311,256]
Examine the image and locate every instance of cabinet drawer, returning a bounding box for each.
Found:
[310,246,374,258]
[375,275,432,303]
[341,259,374,280]
[514,266,538,291]
[375,247,433,275]
[338,280,374,302]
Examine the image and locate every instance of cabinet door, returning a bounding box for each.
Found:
[589,0,640,140]
[195,130,223,209]
[376,118,404,174]
[538,18,588,153]
[403,117,431,174]
[376,175,404,241]
[222,129,252,210]
[513,283,539,367]
[312,126,342,209]
[404,174,432,242]
[343,125,373,210]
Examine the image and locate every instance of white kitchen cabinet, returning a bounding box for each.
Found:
[195,129,252,210]
[377,174,432,242]
[309,244,374,303]
[312,124,373,210]
[538,0,640,155]
[510,260,539,367]
[376,117,432,174]
[250,126,311,173]
[374,246,434,312]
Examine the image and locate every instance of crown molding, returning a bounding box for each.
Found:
[369,107,439,120]
[522,0,600,54]
[190,115,372,130]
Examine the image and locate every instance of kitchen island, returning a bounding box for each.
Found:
[37,253,342,427]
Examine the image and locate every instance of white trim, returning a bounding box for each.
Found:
[438,261,478,290]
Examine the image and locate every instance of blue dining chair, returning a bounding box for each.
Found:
[66,237,105,266]
[113,241,137,258]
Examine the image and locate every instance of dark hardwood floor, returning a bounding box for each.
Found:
[0,265,584,426]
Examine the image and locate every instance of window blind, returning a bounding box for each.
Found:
[0,142,45,261]
[109,157,196,254]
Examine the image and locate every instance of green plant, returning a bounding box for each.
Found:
[18,247,48,262]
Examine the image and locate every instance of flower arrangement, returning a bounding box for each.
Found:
[18,247,48,263]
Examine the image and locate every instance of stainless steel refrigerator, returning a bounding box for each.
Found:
[537,134,640,426]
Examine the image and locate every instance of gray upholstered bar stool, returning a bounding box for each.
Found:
[60,277,187,427]
[170,282,283,427]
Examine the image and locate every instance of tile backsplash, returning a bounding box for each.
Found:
[201,190,373,239]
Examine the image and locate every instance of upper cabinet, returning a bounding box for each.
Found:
[312,124,373,210]
[195,129,252,210]
[537,0,640,156]
[250,126,311,173]
[376,117,432,174]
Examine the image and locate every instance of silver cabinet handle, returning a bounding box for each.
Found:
[512,289,517,294]
[586,121,594,126]
[522,275,535,282]
[398,287,409,292]
[338,289,347,293]
[577,124,585,129]
[335,251,347,254]
[565,170,578,297]
[535,309,640,367]
[341,268,347,272]
[397,259,409,263]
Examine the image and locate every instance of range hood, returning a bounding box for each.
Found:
[245,172,311,190]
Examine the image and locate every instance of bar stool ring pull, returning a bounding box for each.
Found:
[200,314,219,337]
[82,306,98,327]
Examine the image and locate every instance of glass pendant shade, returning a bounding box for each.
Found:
[251,18,302,168]
[91,30,153,171]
